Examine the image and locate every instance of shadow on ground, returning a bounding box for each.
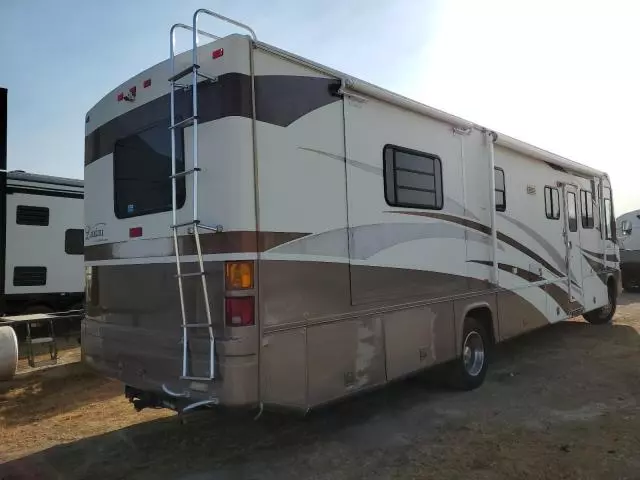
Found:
[0,370,120,429]
[2,320,640,480]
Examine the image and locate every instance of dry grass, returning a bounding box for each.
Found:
[1,295,640,479]
[0,367,171,464]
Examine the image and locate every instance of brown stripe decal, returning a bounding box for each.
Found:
[395,211,565,278]
[581,247,619,263]
[85,74,340,165]
[468,260,544,283]
[468,259,580,314]
[84,231,309,261]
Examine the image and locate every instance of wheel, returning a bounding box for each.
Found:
[449,317,489,390]
[584,282,617,325]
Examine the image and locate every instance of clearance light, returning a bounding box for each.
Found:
[143,79,151,88]
[225,261,253,289]
[225,297,255,326]
[212,48,224,59]
[129,86,137,95]
[117,92,124,101]
[129,227,143,238]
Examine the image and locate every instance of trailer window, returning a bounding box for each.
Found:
[13,266,47,287]
[567,192,577,232]
[580,189,594,229]
[16,205,49,226]
[384,145,443,210]
[494,167,506,212]
[113,121,185,219]
[65,229,84,255]
[544,186,560,220]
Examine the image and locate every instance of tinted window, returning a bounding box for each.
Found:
[14,266,47,286]
[544,186,560,220]
[580,190,594,229]
[113,121,185,219]
[567,192,577,232]
[495,167,506,212]
[16,205,49,226]
[65,229,84,255]
[384,145,443,210]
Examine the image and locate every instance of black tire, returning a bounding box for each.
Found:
[584,282,617,325]
[448,317,490,391]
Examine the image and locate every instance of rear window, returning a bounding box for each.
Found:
[113,121,185,219]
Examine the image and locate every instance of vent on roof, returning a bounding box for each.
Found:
[16,205,49,226]
[13,266,47,287]
[527,185,537,195]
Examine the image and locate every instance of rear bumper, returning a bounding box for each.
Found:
[82,318,259,406]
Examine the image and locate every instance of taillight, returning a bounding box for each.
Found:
[225,297,254,326]
[212,48,224,59]
[129,227,142,238]
[225,261,253,289]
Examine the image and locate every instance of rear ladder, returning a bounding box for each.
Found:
[162,11,257,402]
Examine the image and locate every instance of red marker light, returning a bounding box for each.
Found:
[143,79,151,88]
[225,297,255,326]
[212,48,224,59]
[117,92,124,101]
[129,86,136,95]
[129,227,143,238]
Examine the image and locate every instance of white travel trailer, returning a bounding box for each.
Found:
[617,210,640,290]
[0,89,85,317]
[82,10,620,413]
[2,171,85,315]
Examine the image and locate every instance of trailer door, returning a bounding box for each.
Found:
[563,185,584,312]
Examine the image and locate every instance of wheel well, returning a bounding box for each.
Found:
[465,306,495,345]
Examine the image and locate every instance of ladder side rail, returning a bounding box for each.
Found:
[193,228,215,379]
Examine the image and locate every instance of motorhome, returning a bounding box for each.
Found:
[82,10,620,414]
[617,210,640,290]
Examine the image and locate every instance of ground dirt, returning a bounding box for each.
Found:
[2,294,640,480]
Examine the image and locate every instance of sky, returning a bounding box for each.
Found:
[1,0,638,214]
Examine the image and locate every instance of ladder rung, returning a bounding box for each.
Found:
[197,223,222,232]
[176,272,205,278]
[169,64,200,83]
[170,167,201,179]
[170,116,197,130]
[197,72,218,83]
[180,375,214,381]
[181,323,213,328]
[172,220,200,229]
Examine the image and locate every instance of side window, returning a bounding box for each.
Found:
[13,266,47,286]
[494,167,506,212]
[65,229,84,255]
[16,205,49,226]
[580,190,594,229]
[604,198,613,240]
[567,192,577,232]
[384,145,443,210]
[544,186,560,220]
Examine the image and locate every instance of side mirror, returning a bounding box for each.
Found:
[620,220,632,236]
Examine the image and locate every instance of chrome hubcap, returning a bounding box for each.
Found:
[463,331,485,377]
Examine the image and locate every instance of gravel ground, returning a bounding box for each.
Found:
[2,293,640,480]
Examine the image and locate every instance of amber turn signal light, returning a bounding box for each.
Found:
[225,261,253,290]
